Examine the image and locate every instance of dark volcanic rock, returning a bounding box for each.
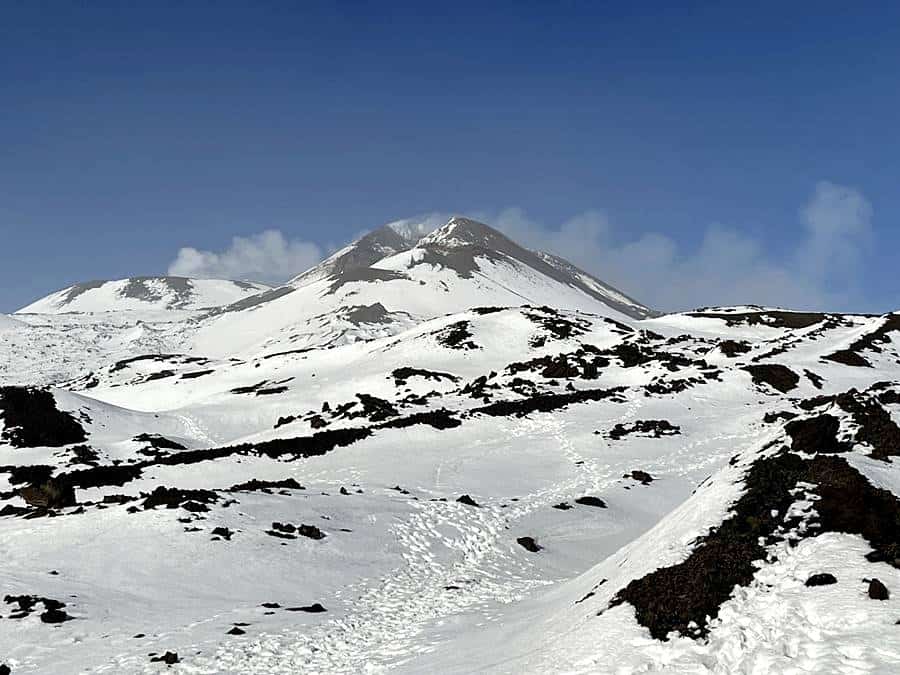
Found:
[379,409,461,430]
[524,308,589,344]
[868,578,890,600]
[805,573,837,587]
[142,486,219,511]
[0,387,87,448]
[456,494,481,507]
[834,391,900,462]
[40,607,73,623]
[804,369,825,389]
[785,415,851,455]
[150,651,179,664]
[689,310,830,329]
[823,314,900,368]
[227,478,304,492]
[609,420,681,440]
[133,433,186,451]
[742,364,800,393]
[285,603,327,613]
[351,394,398,422]
[18,477,76,509]
[574,496,607,508]
[625,470,654,485]
[298,524,326,540]
[5,594,70,622]
[475,386,626,418]
[436,321,478,350]
[540,356,580,379]
[391,367,459,386]
[764,411,798,424]
[3,464,54,485]
[611,451,900,641]
[211,527,233,541]
[719,340,752,357]
[57,464,143,490]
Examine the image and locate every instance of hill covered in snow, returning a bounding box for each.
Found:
[0,217,898,674]
[18,276,271,314]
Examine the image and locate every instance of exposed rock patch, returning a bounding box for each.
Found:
[742,364,800,393]
[0,387,87,448]
[868,578,890,600]
[719,340,751,357]
[805,573,837,586]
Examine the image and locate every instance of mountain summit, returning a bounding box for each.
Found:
[190,216,655,356]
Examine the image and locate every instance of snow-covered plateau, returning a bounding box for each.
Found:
[1,218,898,674]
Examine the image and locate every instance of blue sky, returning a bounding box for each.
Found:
[2,1,899,312]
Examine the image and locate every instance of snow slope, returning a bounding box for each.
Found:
[0,314,24,330]
[1,221,899,675]
[18,277,271,314]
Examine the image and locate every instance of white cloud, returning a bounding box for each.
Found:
[384,213,450,240]
[167,230,324,284]
[797,180,873,284]
[167,181,873,310]
[479,181,873,311]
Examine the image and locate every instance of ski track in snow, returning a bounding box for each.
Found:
[177,419,614,673]
[107,390,749,674]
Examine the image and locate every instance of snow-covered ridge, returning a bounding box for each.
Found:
[17,276,271,314]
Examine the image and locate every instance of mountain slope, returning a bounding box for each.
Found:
[18,276,271,314]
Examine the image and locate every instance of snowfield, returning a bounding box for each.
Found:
[1,218,898,674]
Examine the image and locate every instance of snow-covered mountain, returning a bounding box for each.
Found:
[189,217,654,357]
[1,218,899,674]
[18,276,271,314]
